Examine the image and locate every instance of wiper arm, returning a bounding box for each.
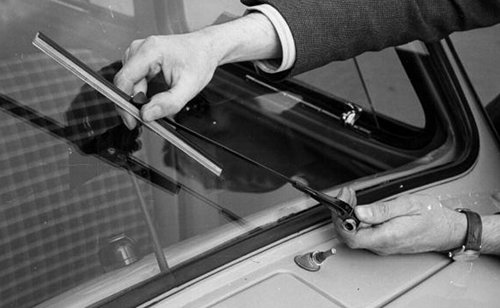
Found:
[147,98,361,232]
[32,32,222,177]
[30,32,358,231]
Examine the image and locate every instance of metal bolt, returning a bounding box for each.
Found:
[342,218,357,232]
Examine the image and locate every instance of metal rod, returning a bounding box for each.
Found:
[128,169,170,273]
[0,94,246,226]
[179,184,247,225]
[158,112,360,232]
[353,57,380,129]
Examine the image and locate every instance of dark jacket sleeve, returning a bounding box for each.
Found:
[241,0,500,75]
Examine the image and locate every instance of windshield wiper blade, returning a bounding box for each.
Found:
[32,31,222,177]
[0,93,247,225]
[30,32,357,231]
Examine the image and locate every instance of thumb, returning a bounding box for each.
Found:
[141,83,194,121]
[355,197,417,224]
[336,186,357,207]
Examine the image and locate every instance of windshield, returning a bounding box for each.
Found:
[0,1,471,307]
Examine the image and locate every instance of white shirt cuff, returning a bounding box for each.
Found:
[245,4,296,74]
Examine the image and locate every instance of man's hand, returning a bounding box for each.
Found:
[114,13,281,129]
[114,33,219,129]
[335,190,467,255]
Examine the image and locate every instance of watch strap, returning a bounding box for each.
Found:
[456,208,482,252]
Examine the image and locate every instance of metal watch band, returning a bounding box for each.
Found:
[455,208,482,252]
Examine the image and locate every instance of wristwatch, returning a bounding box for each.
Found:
[448,208,482,261]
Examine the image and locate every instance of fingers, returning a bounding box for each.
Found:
[114,58,156,96]
[114,78,148,129]
[122,39,144,64]
[132,78,148,99]
[335,210,404,255]
[119,111,137,130]
[114,38,161,129]
[114,38,162,96]
[334,194,452,255]
[123,39,144,63]
[114,34,216,128]
[141,80,196,122]
[354,195,419,225]
[336,186,357,206]
[343,227,403,255]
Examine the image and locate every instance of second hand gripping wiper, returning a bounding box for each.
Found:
[137,98,360,232]
[32,32,359,232]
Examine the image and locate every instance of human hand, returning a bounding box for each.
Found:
[334,189,467,255]
[114,33,220,129]
[114,13,281,129]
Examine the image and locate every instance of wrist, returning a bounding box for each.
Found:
[444,209,468,251]
[198,13,280,67]
[447,209,482,261]
[195,25,228,68]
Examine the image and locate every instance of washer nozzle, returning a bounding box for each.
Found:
[294,248,336,272]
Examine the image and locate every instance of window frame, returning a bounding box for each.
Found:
[93,39,479,308]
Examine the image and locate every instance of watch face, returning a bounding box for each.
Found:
[452,250,480,262]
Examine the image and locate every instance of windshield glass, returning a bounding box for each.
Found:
[1,1,460,307]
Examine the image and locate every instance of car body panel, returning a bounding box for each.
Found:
[150,195,500,308]
[145,44,500,307]
[1,2,499,307]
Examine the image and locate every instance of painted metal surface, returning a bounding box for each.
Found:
[2,2,498,307]
[151,193,500,308]
[146,43,500,307]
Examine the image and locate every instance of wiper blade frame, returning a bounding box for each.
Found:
[32,31,222,176]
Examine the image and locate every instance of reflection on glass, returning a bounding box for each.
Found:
[0,56,154,308]
[0,1,440,307]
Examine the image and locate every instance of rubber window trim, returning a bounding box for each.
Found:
[94,40,479,308]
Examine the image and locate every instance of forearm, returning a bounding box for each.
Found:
[198,12,281,67]
[243,0,500,75]
[481,215,500,255]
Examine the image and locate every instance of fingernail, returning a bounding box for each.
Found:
[131,92,149,105]
[143,105,161,121]
[356,206,372,219]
